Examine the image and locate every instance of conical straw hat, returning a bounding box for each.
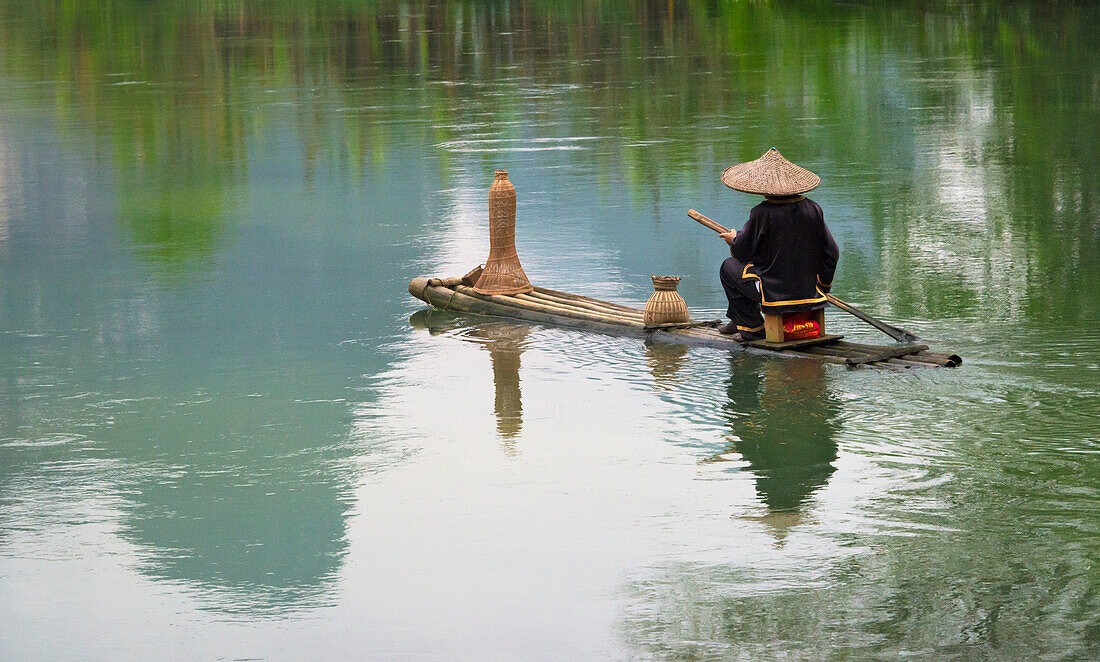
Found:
[721,148,820,196]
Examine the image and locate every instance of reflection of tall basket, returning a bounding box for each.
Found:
[643,276,690,326]
[473,170,534,295]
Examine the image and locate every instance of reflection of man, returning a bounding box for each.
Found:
[716,149,840,341]
[723,356,839,519]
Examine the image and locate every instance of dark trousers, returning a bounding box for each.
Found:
[720,257,765,339]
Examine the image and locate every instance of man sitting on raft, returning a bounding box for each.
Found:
[716,148,840,341]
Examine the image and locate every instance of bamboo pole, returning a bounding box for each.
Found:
[514,292,643,322]
[526,290,643,317]
[688,209,732,234]
[833,341,957,366]
[911,351,962,367]
[885,357,943,369]
[801,345,870,359]
[764,349,850,365]
[454,285,640,326]
[834,341,919,352]
[534,286,644,314]
[418,281,644,331]
[521,290,644,319]
[843,345,929,366]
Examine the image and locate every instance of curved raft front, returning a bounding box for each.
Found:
[409,277,961,369]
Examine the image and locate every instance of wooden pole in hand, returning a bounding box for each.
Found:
[687,209,731,234]
[686,209,921,343]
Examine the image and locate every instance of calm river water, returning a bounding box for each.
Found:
[1,1,1098,659]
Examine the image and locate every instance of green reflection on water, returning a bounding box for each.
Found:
[107,380,356,611]
[721,357,838,521]
[3,0,1094,320]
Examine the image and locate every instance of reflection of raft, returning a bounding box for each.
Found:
[408,276,961,369]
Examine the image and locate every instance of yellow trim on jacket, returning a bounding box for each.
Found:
[760,293,828,308]
[740,262,828,308]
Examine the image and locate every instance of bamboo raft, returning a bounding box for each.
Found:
[408,277,962,369]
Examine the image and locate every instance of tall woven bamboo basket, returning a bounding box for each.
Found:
[473,170,534,295]
[643,275,690,326]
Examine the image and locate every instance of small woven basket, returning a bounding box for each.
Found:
[643,276,690,326]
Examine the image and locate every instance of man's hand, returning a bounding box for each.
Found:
[719,231,737,246]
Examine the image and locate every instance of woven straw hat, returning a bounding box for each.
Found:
[721,148,820,196]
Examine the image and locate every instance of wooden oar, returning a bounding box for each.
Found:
[686,209,921,343]
[821,292,919,343]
